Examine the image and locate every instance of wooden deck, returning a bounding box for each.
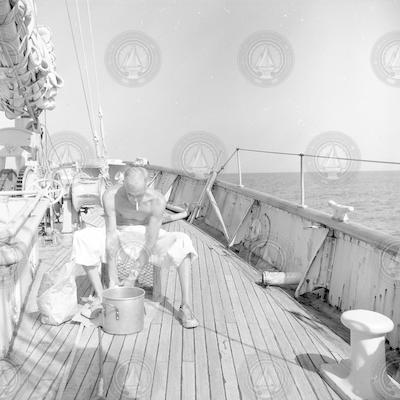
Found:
[3,213,350,400]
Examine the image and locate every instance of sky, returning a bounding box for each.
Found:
[1,0,400,173]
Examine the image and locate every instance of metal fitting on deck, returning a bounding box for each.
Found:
[320,309,400,399]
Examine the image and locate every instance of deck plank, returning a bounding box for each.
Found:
[6,218,353,400]
[140,323,162,399]
[62,325,99,400]
[197,238,227,400]
[190,234,211,400]
[221,258,288,400]
[105,331,138,400]
[225,255,303,400]
[217,242,320,400]
[165,231,183,400]
[150,267,176,400]
[8,246,82,400]
[114,310,150,400]
[188,225,241,400]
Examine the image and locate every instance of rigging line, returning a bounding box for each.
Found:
[46,132,73,186]
[64,0,96,139]
[217,148,238,174]
[238,147,400,166]
[74,0,96,132]
[85,0,101,116]
[86,0,107,157]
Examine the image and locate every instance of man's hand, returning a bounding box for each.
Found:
[135,248,150,270]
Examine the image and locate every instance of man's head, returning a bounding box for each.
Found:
[123,167,149,205]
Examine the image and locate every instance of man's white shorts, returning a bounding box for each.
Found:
[71,225,198,272]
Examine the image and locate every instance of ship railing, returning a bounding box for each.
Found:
[0,194,49,357]
[226,147,400,208]
[140,162,400,349]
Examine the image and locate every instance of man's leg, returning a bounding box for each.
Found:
[77,263,104,319]
[72,226,107,298]
[177,255,198,328]
[82,264,103,300]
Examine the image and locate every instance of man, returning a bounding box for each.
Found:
[72,167,199,328]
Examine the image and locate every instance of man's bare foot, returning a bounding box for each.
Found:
[178,304,199,329]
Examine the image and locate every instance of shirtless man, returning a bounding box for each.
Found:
[72,167,199,328]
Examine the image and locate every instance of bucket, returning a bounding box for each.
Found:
[102,287,145,335]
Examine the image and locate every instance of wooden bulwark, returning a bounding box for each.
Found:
[3,214,350,400]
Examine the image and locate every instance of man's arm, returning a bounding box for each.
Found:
[103,189,119,286]
[137,196,166,266]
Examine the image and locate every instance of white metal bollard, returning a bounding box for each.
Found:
[320,309,400,399]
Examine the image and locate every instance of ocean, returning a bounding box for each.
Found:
[220,171,400,237]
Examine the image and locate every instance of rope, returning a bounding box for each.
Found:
[86,0,101,108]
[0,0,63,120]
[237,147,400,167]
[64,0,96,141]
[74,0,97,139]
[85,0,107,158]
[217,148,238,174]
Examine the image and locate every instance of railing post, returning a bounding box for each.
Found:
[300,153,305,207]
[236,148,243,187]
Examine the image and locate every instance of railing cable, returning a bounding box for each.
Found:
[238,147,400,166]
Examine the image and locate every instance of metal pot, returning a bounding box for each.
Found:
[102,287,145,335]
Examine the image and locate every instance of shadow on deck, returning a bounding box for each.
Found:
[3,217,350,400]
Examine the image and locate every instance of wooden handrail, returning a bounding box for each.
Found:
[0,196,42,244]
[0,198,49,266]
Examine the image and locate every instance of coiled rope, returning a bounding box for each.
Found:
[0,0,64,120]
